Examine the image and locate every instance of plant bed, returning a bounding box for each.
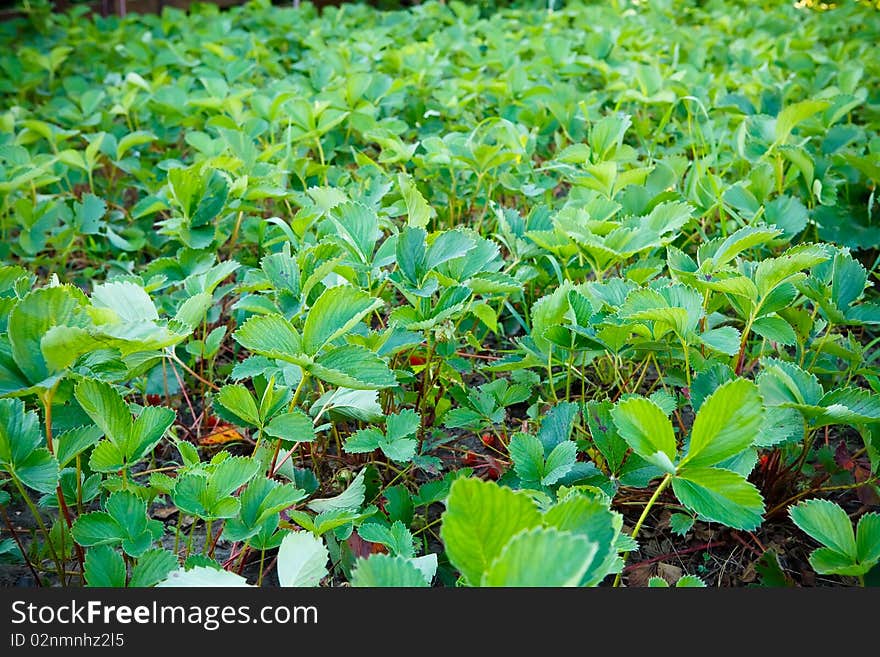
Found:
[0,0,879,588]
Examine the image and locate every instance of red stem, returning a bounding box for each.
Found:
[622,541,727,574]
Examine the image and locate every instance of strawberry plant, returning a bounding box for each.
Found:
[0,0,878,588]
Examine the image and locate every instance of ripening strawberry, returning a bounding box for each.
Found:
[481,433,494,447]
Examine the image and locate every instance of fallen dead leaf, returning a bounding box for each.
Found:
[200,425,244,446]
[151,506,178,520]
[657,562,682,585]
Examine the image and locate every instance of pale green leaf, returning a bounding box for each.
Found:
[481,527,597,587]
[277,531,329,587]
[611,397,677,473]
[440,478,542,586]
[672,467,764,530]
[683,379,764,468]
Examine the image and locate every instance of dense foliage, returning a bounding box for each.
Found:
[1,0,879,587]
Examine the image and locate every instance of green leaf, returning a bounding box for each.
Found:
[276,531,329,587]
[174,293,213,330]
[329,201,380,263]
[116,130,156,161]
[378,435,417,463]
[55,425,102,469]
[386,409,421,441]
[84,545,126,587]
[92,281,158,323]
[8,285,89,385]
[754,244,829,299]
[542,493,619,586]
[856,513,880,567]
[775,100,830,144]
[751,316,797,345]
[158,565,251,587]
[789,499,857,558]
[709,225,782,268]
[757,358,823,407]
[88,440,126,473]
[72,491,162,557]
[537,401,579,453]
[211,456,259,499]
[509,433,545,486]
[481,527,597,587]
[310,344,396,390]
[672,467,764,530]
[669,513,695,536]
[128,549,178,588]
[542,441,577,486]
[233,314,302,360]
[585,401,628,473]
[74,193,106,234]
[128,406,174,462]
[224,477,306,542]
[0,398,58,493]
[611,397,677,474]
[351,553,429,587]
[74,379,131,446]
[302,286,383,355]
[215,384,260,427]
[307,469,366,513]
[264,409,315,443]
[676,575,707,587]
[471,302,498,332]
[398,173,434,229]
[343,428,383,454]
[172,457,257,520]
[396,227,427,285]
[808,547,865,576]
[425,230,476,271]
[683,379,764,468]
[699,326,741,356]
[440,478,542,585]
[358,520,415,558]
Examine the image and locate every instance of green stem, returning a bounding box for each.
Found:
[11,475,65,582]
[271,372,310,474]
[203,520,213,556]
[41,388,85,578]
[257,549,266,586]
[679,338,692,388]
[185,517,198,560]
[287,371,310,413]
[735,315,755,375]
[613,474,673,588]
[75,455,83,514]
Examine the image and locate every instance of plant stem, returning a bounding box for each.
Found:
[41,389,86,577]
[257,549,266,586]
[185,517,198,559]
[0,504,43,586]
[203,520,213,556]
[11,476,65,582]
[170,354,220,391]
[613,473,673,587]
